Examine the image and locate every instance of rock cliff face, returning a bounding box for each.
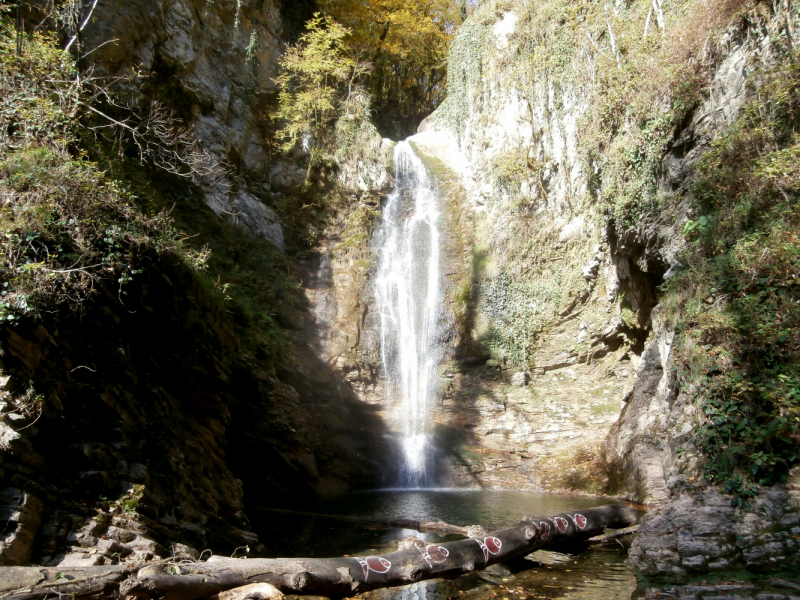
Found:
[78,0,389,253]
[79,0,398,436]
[629,471,800,577]
[384,0,800,576]
[80,0,294,248]
[395,1,657,492]
[0,256,392,567]
[603,7,800,505]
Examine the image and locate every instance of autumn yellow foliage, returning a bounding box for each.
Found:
[319,0,466,137]
[272,14,359,154]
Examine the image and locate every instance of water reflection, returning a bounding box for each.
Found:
[354,543,635,600]
[340,489,614,531]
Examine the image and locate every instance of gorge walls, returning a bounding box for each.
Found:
[3,0,800,580]
[393,0,800,576]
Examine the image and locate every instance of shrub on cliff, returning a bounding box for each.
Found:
[0,23,207,321]
[271,14,369,183]
[665,49,800,504]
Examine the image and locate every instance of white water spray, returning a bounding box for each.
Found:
[375,141,442,488]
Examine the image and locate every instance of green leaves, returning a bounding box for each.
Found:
[696,358,800,497]
[683,215,714,237]
[0,30,77,155]
[0,23,196,320]
[664,50,800,505]
[319,0,462,137]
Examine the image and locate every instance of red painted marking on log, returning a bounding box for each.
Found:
[366,557,391,573]
[554,517,569,533]
[354,556,390,581]
[426,545,449,563]
[539,521,551,538]
[484,537,502,554]
[574,514,587,529]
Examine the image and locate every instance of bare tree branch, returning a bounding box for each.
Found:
[64,0,99,52]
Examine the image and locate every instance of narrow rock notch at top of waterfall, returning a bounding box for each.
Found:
[375,141,443,488]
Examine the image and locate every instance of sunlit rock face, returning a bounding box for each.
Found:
[80,0,289,247]
[393,0,800,579]
[603,12,800,508]
[399,4,642,493]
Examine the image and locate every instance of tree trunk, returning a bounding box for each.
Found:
[0,565,137,600]
[0,504,636,600]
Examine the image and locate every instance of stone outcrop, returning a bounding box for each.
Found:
[82,0,398,422]
[0,487,43,566]
[599,5,800,576]
[604,307,679,505]
[78,0,392,254]
[630,472,800,576]
[79,0,295,248]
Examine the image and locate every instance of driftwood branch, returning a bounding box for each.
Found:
[255,507,478,536]
[588,524,640,543]
[208,583,284,600]
[0,504,636,600]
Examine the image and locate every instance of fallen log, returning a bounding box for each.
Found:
[0,565,137,599]
[0,504,636,600]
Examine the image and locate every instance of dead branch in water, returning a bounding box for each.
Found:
[254,507,479,536]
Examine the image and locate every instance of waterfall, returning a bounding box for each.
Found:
[375,141,442,488]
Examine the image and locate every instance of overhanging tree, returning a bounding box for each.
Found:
[271,13,367,184]
[318,0,467,138]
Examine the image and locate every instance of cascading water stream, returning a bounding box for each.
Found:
[375,141,442,488]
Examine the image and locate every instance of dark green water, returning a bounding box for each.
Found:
[253,490,637,600]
